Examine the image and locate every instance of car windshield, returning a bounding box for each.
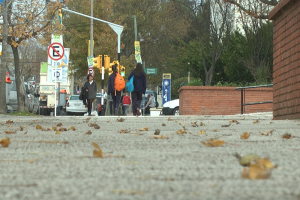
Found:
[69,95,79,100]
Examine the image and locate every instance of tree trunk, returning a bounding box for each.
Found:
[11,45,25,112]
[0,2,8,114]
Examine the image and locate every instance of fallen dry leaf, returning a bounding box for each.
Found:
[162,123,166,126]
[201,139,224,147]
[57,123,63,127]
[0,138,10,147]
[150,134,170,139]
[36,125,42,129]
[283,133,291,139]
[112,190,143,195]
[221,124,231,127]
[58,128,67,132]
[168,117,174,121]
[241,163,271,180]
[119,129,130,134]
[85,131,92,135]
[261,129,274,136]
[191,122,198,127]
[4,130,17,134]
[93,142,103,158]
[200,122,205,126]
[19,126,25,131]
[154,129,160,135]
[212,129,219,132]
[6,120,14,124]
[52,127,57,131]
[117,118,125,122]
[94,125,100,129]
[257,158,277,169]
[253,120,259,124]
[55,131,61,135]
[241,132,250,139]
[229,119,240,124]
[234,154,260,166]
[69,126,76,131]
[140,127,149,131]
[198,130,206,135]
[24,131,28,134]
[177,129,187,134]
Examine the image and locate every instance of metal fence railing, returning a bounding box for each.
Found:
[235,84,273,114]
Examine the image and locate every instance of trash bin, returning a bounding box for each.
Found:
[59,89,67,106]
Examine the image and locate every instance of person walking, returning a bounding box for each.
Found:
[144,94,155,116]
[128,63,146,116]
[122,92,131,116]
[84,74,97,116]
[108,64,121,115]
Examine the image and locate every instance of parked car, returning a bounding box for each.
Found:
[66,95,87,115]
[7,77,18,111]
[161,99,179,115]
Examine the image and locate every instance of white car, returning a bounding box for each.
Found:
[66,95,87,114]
[161,99,179,115]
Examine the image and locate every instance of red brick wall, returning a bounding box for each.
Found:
[269,0,300,120]
[178,86,273,115]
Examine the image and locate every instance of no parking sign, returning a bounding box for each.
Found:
[87,67,95,78]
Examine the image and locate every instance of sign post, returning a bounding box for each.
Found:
[48,43,65,117]
[162,73,171,106]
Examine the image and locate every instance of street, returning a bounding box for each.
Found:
[0,113,300,200]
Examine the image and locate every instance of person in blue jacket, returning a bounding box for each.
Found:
[128,63,146,116]
[108,64,121,115]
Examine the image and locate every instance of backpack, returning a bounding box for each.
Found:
[114,73,126,92]
[126,76,134,93]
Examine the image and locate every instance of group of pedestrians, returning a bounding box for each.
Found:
[82,62,146,116]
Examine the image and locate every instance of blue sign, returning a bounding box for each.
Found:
[162,78,171,106]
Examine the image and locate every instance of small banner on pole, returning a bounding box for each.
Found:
[135,41,142,63]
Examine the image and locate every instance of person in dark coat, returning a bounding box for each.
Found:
[84,74,97,116]
[108,64,121,115]
[128,63,146,116]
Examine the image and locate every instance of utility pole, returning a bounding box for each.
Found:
[0,1,8,113]
[133,15,137,41]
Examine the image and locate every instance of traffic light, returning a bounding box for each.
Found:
[108,63,114,76]
[120,65,125,77]
[104,55,110,69]
[93,55,101,70]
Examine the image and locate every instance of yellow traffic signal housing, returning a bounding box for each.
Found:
[104,55,110,69]
[93,56,101,70]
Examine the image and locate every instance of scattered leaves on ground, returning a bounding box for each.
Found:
[119,129,131,134]
[52,127,57,131]
[229,119,240,124]
[241,132,250,139]
[154,129,160,135]
[69,126,76,131]
[4,130,17,134]
[241,163,271,180]
[57,123,63,127]
[85,131,92,135]
[221,124,231,127]
[150,134,170,139]
[36,125,42,129]
[201,139,224,147]
[93,142,103,158]
[139,127,149,131]
[177,129,187,134]
[117,118,125,122]
[261,129,274,136]
[283,133,291,139]
[191,122,198,127]
[257,158,277,169]
[19,126,25,131]
[94,125,100,129]
[168,117,174,121]
[200,122,205,126]
[234,154,260,166]
[58,128,67,132]
[6,120,14,124]
[112,190,143,195]
[198,130,206,135]
[253,120,259,124]
[0,138,10,147]
[55,131,61,135]
[162,123,166,126]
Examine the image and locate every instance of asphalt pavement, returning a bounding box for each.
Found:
[1,112,300,200]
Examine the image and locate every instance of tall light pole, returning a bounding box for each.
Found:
[90,0,93,57]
